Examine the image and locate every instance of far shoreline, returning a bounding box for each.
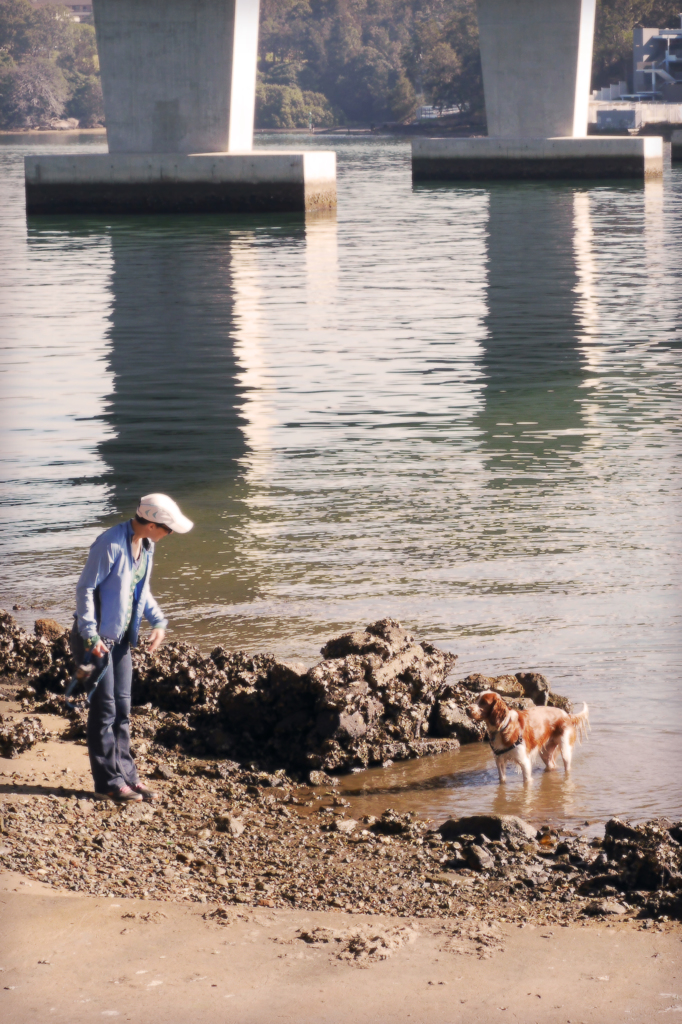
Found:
[0,128,107,136]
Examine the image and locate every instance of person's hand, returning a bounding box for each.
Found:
[91,639,108,659]
[147,628,165,654]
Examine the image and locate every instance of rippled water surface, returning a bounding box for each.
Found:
[1,135,681,827]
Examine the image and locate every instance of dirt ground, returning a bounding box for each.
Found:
[1,873,680,1024]
[1,706,681,1023]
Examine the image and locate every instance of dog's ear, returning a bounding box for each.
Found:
[476,691,497,720]
[488,693,509,728]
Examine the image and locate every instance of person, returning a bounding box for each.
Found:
[75,494,193,802]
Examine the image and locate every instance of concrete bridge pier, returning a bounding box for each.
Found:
[412,0,663,181]
[25,0,336,214]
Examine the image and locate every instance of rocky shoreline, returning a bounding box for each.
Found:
[0,737,680,926]
[1,610,680,926]
[0,610,567,773]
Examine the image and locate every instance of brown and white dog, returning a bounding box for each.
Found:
[467,691,589,784]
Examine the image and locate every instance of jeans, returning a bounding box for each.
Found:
[87,639,139,793]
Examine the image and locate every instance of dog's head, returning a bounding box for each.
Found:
[466,691,510,728]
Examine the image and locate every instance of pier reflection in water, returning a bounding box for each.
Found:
[1,138,681,828]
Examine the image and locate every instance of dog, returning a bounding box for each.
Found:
[467,690,589,784]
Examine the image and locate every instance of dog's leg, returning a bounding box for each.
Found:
[540,740,559,770]
[518,749,533,784]
[497,756,506,783]
[560,728,574,772]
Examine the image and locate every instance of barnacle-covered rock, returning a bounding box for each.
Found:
[0,610,72,691]
[132,642,227,711]
[0,713,46,757]
[1,611,574,776]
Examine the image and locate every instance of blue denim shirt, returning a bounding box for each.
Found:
[76,520,168,646]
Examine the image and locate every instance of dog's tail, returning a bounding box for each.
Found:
[569,702,589,743]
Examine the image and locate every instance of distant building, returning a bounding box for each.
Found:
[633,19,682,101]
[588,16,682,127]
[29,0,93,24]
[416,105,460,120]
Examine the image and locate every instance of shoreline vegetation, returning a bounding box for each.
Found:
[1,609,680,926]
[3,1,682,133]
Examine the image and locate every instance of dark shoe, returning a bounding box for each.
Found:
[107,785,143,803]
[132,782,159,803]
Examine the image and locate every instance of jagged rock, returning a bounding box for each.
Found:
[439,814,538,844]
[332,818,358,834]
[467,844,495,872]
[370,808,422,837]
[133,642,227,711]
[432,700,484,742]
[0,713,46,757]
[458,673,524,698]
[585,899,628,916]
[459,673,495,693]
[547,692,573,713]
[308,770,338,787]
[0,610,72,690]
[506,697,536,711]
[603,818,682,892]
[488,675,525,698]
[1,612,576,776]
[34,618,65,642]
[215,813,245,836]
[304,619,457,771]
[515,671,550,705]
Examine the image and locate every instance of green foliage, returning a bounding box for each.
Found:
[65,73,102,126]
[0,0,36,58]
[593,0,682,87]
[0,0,102,127]
[0,55,68,126]
[257,0,483,125]
[256,81,337,128]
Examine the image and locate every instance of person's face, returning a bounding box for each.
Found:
[147,523,172,543]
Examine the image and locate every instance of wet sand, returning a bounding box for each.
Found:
[1,871,680,1024]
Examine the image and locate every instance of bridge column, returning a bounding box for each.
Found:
[95,0,260,155]
[24,0,336,214]
[412,0,662,181]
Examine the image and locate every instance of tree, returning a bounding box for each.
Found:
[257,0,482,125]
[0,0,103,126]
[66,73,103,125]
[388,72,416,121]
[0,55,68,126]
[256,81,337,128]
[0,0,35,59]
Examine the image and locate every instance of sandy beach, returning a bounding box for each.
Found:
[1,691,681,1024]
[1,868,680,1024]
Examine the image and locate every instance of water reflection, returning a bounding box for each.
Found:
[101,222,249,504]
[1,219,113,552]
[477,187,586,479]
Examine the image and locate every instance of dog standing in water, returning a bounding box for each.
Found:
[467,690,589,784]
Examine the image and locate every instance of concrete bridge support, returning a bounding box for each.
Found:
[672,130,682,162]
[25,0,336,214]
[412,0,662,181]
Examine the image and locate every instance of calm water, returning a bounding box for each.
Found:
[1,135,681,829]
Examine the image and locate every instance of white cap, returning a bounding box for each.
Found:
[137,493,193,534]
